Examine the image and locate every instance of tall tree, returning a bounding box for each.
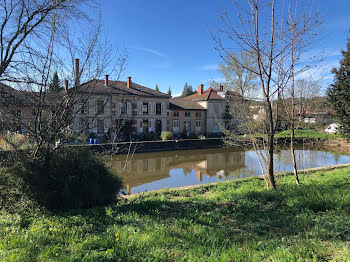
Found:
[167,86,172,96]
[181,82,195,97]
[327,39,350,137]
[0,0,91,81]
[214,0,321,189]
[48,72,63,92]
[214,51,258,98]
[155,84,159,92]
[0,0,127,159]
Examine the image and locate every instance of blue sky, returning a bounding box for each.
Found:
[100,0,350,96]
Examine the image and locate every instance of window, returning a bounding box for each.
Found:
[97,118,104,134]
[196,120,201,127]
[196,112,201,117]
[185,112,191,117]
[156,103,162,114]
[121,102,127,114]
[214,103,219,113]
[173,111,179,117]
[79,118,88,130]
[173,120,179,132]
[142,120,149,132]
[97,100,104,114]
[155,120,162,133]
[142,103,149,114]
[80,102,87,114]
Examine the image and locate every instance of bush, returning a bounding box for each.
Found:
[161,131,173,141]
[0,167,37,213]
[7,148,123,211]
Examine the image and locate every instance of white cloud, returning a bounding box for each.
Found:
[133,47,167,58]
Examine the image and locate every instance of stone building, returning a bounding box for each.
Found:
[72,75,170,139]
[168,98,206,136]
[184,84,242,135]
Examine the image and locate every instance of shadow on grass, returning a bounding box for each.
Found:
[50,179,350,245]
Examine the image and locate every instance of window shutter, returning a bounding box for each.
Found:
[104,119,108,129]
[117,102,121,115]
[140,102,143,115]
[153,103,156,115]
[161,103,164,115]
[127,102,131,115]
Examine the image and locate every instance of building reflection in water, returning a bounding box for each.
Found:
[107,147,350,194]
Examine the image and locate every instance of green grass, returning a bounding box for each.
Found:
[275,129,344,139]
[1,168,350,261]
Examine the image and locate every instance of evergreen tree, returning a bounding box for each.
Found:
[167,86,172,96]
[327,39,350,137]
[181,82,195,97]
[48,71,63,92]
[155,84,159,92]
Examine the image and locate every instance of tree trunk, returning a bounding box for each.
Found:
[266,102,276,189]
[290,97,300,185]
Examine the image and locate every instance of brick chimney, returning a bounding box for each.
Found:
[105,75,109,86]
[75,58,80,86]
[127,76,132,88]
[64,79,69,92]
[197,84,204,95]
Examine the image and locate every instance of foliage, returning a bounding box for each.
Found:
[0,132,32,151]
[161,131,173,141]
[212,50,258,97]
[155,84,159,92]
[1,168,350,260]
[275,129,343,139]
[180,82,195,97]
[167,86,172,96]
[138,132,160,141]
[0,168,38,213]
[5,148,123,211]
[48,71,63,92]
[327,39,350,138]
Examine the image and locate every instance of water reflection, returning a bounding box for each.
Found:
[108,147,350,194]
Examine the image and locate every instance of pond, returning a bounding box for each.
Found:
[106,147,350,194]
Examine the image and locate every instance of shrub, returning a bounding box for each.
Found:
[161,131,173,141]
[8,148,123,211]
[0,167,37,213]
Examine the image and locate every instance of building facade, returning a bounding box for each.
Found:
[168,98,206,136]
[72,76,170,139]
[184,84,242,135]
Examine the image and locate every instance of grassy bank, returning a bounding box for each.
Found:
[1,168,350,261]
[275,129,343,139]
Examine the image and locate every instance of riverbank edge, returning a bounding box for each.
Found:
[68,136,350,155]
[121,162,350,199]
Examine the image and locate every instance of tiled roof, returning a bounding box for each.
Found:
[0,82,17,95]
[169,98,206,110]
[184,88,224,101]
[0,82,65,106]
[74,79,170,98]
[185,87,242,101]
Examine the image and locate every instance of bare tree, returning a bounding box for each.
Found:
[0,0,127,160]
[214,0,322,189]
[278,0,322,185]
